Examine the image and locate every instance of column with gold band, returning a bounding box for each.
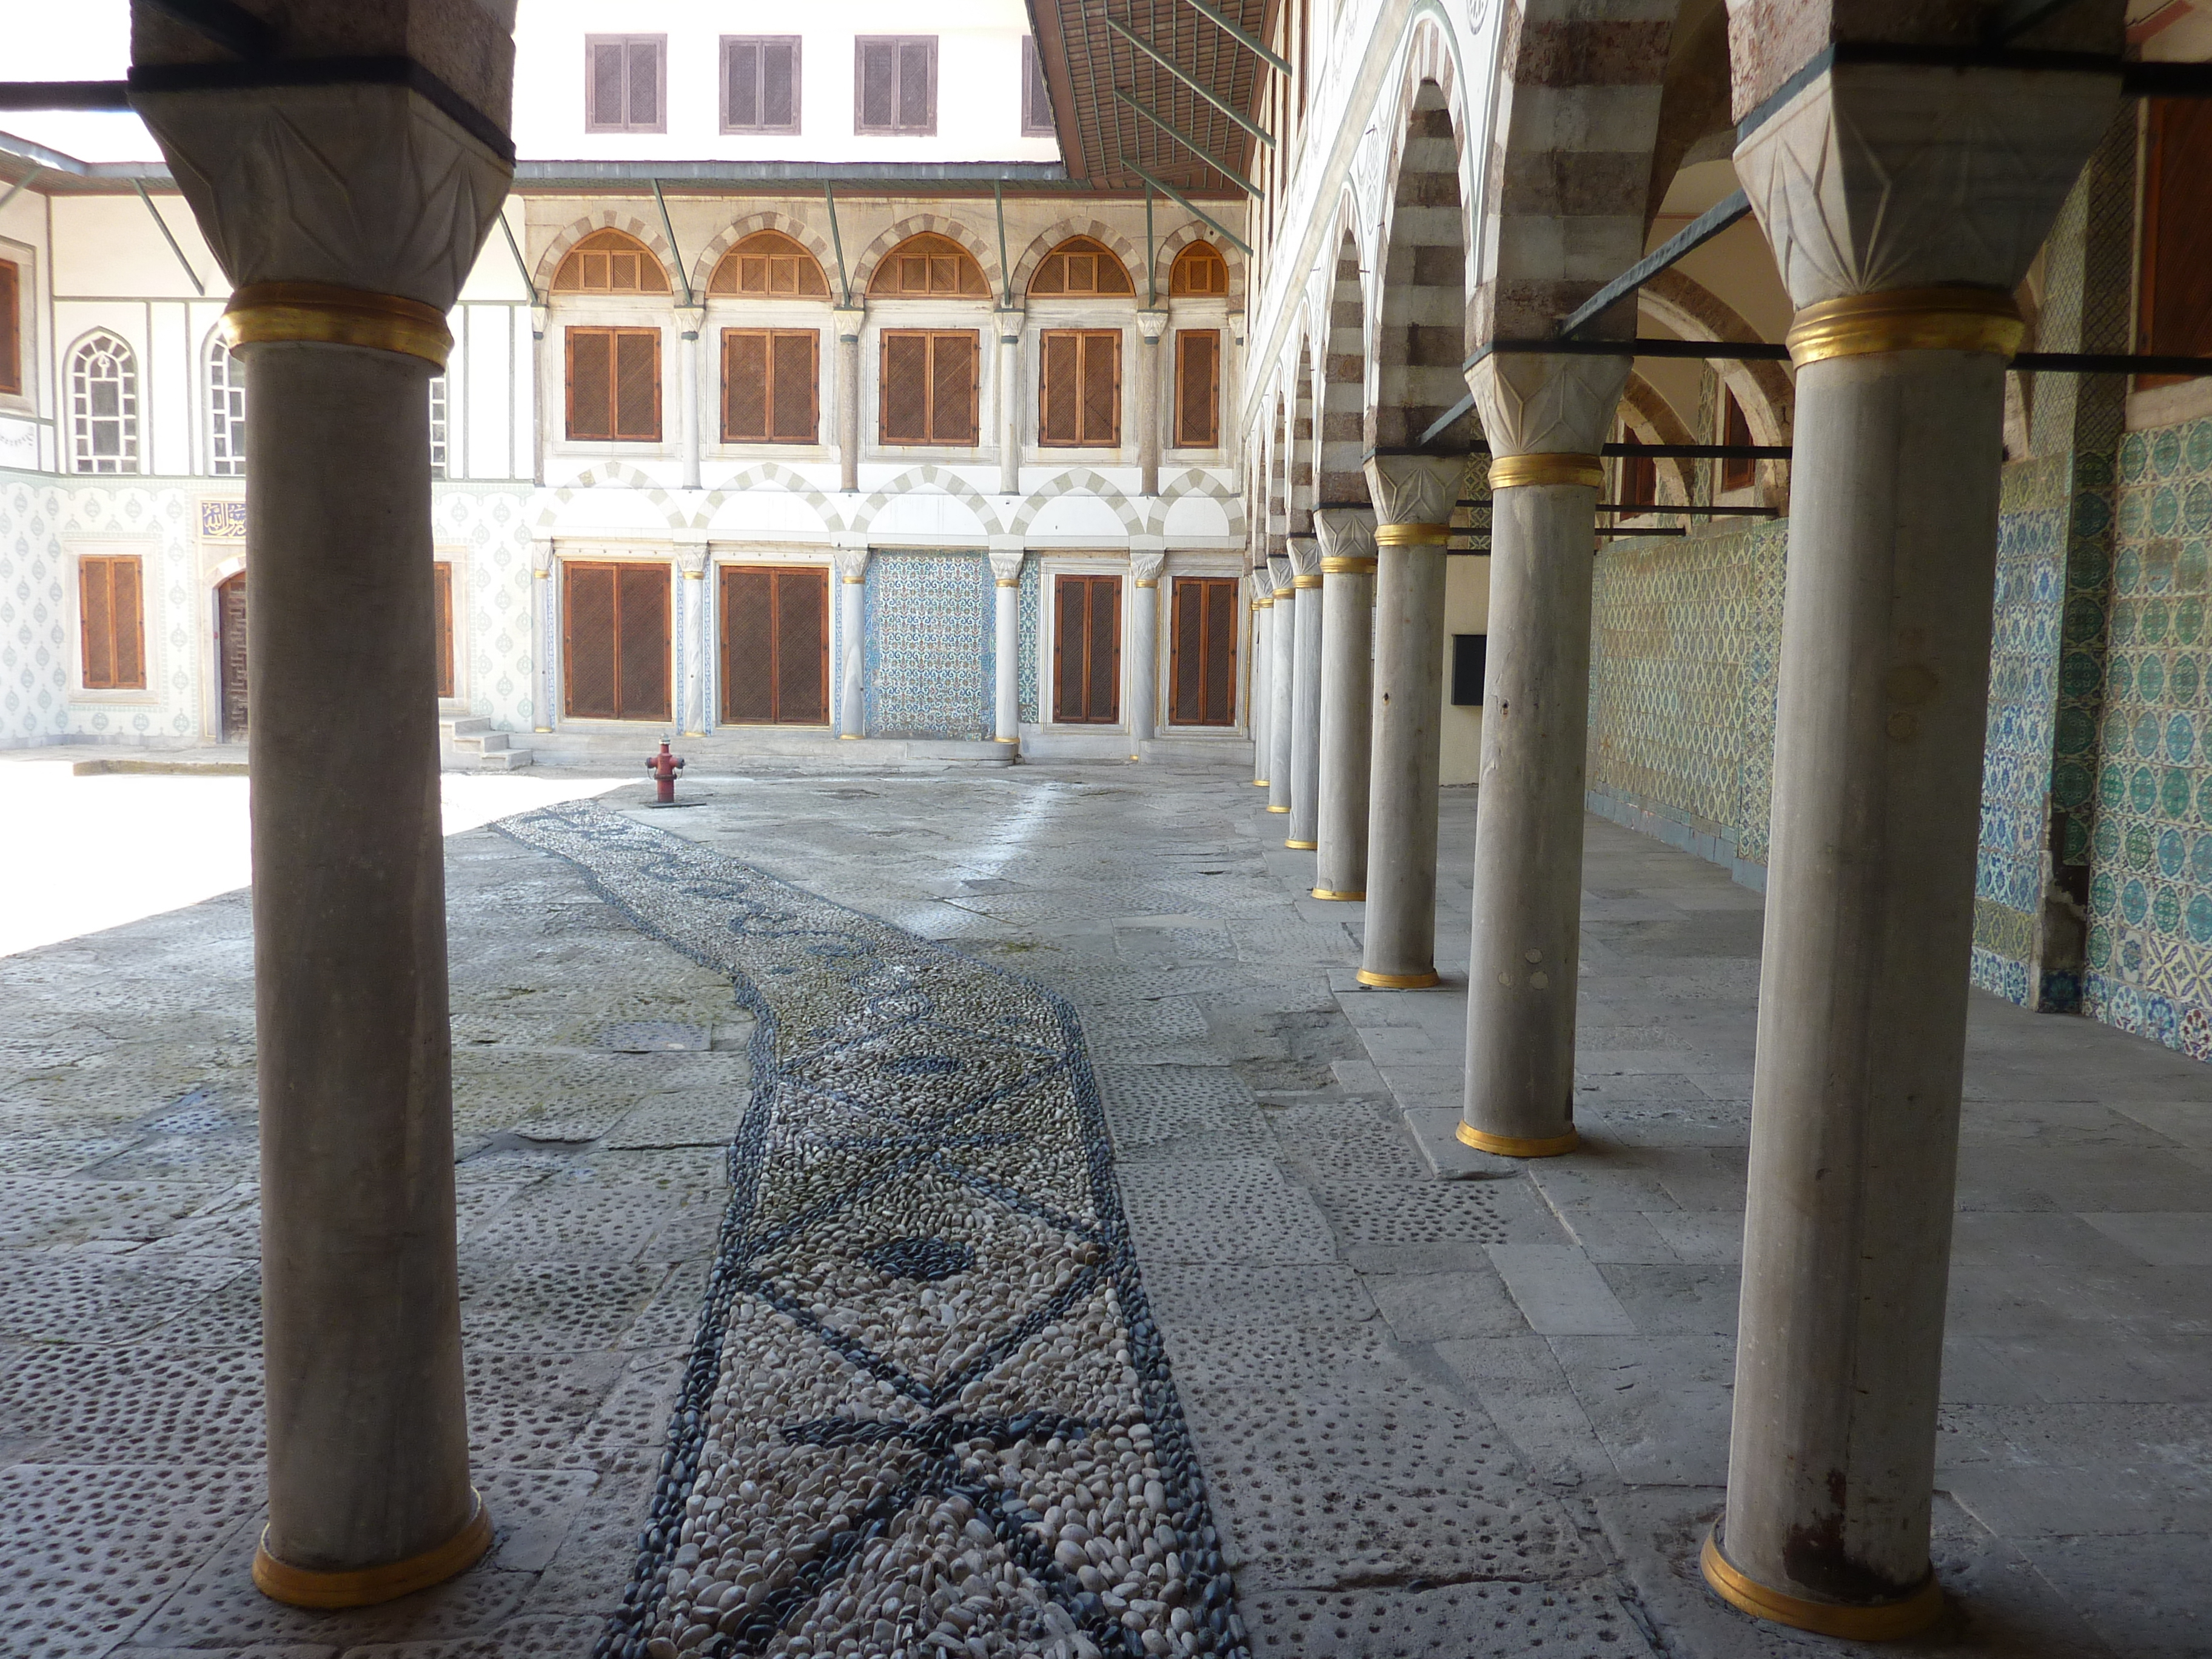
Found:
[1312,508,1378,899]
[831,544,870,737]
[1265,551,1296,814]
[1127,548,1166,759]
[988,546,1024,745]
[1357,454,1463,988]
[135,53,515,1604]
[1284,535,1324,848]
[1248,560,1274,786]
[1708,56,2120,1638]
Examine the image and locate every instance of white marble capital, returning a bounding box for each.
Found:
[1136,309,1168,343]
[1286,535,1321,578]
[1130,550,1167,585]
[1464,354,1629,461]
[1267,552,1293,589]
[988,548,1025,584]
[834,306,866,341]
[830,544,871,583]
[1313,507,1378,561]
[1361,454,1463,527]
[1251,563,1276,599]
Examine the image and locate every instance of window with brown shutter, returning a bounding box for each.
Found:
[1053,574,1121,724]
[1170,242,1228,297]
[720,565,829,725]
[78,555,146,691]
[1618,435,1657,508]
[563,561,671,720]
[0,260,19,398]
[567,327,662,442]
[856,36,936,135]
[709,231,831,298]
[723,330,819,444]
[866,233,989,298]
[1027,238,1133,298]
[1039,330,1121,447]
[434,562,455,699]
[1021,36,1054,136]
[587,36,665,132]
[2140,98,2212,388]
[880,330,978,446]
[1720,392,1754,492]
[552,229,672,294]
[1168,576,1237,726]
[724,36,801,134]
[1173,330,1220,449]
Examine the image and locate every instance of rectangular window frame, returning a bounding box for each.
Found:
[1172,329,1221,449]
[1038,328,1122,449]
[2139,96,2212,390]
[586,35,668,134]
[718,563,831,726]
[1021,36,1056,136]
[1167,574,1238,728]
[1051,571,1123,726]
[76,552,149,693]
[565,325,663,444]
[877,329,979,449]
[721,327,821,446]
[722,35,802,135]
[0,257,21,400]
[561,558,673,722]
[854,36,938,136]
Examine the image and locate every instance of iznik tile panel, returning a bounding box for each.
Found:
[863,551,994,740]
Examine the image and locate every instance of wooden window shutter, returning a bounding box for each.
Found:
[777,568,829,723]
[721,567,776,722]
[1170,578,1201,725]
[771,332,819,442]
[1721,393,1753,491]
[857,39,896,130]
[590,41,626,127]
[568,329,614,440]
[1201,579,1234,724]
[720,566,829,724]
[762,39,798,129]
[627,39,661,127]
[1176,330,1220,448]
[1080,332,1120,445]
[614,330,660,441]
[110,557,144,690]
[898,38,935,132]
[563,563,619,717]
[932,332,977,444]
[617,564,671,719]
[724,330,769,441]
[1040,332,1081,446]
[1054,575,1121,723]
[2142,98,2212,384]
[79,559,115,688]
[1170,577,1239,727]
[1053,575,1086,721]
[1086,575,1119,719]
[434,562,455,699]
[725,38,759,127]
[0,261,18,397]
[882,332,930,443]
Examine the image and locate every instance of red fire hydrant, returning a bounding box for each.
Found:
[646,740,685,804]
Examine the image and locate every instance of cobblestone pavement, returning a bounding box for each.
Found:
[1,759,2207,1658]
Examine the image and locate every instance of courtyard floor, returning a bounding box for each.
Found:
[1,757,2207,1658]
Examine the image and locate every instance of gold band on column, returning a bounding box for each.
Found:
[1374,523,1451,548]
[1265,804,1290,814]
[1310,886,1365,900]
[1356,967,1439,989]
[1285,837,1317,850]
[1253,779,1270,786]
[843,576,865,585]
[1786,286,2025,369]
[1488,453,1603,491]
[1701,1532,1945,1641]
[1455,1121,1580,1158]
[1320,556,1378,574]
[1254,597,1273,610]
[253,1491,492,1609]
[1134,579,1158,589]
[1289,574,1319,589]
[220,282,453,368]
[996,578,1019,588]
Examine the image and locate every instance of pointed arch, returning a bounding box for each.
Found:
[550,227,672,294]
[1371,76,1472,454]
[1318,230,1369,506]
[692,212,841,302]
[707,230,832,300]
[851,218,999,299]
[1617,375,1698,508]
[1010,221,1143,300]
[1147,469,1247,537]
[693,463,843,532]
[528,461,685,532]
[1151,221,1246,306]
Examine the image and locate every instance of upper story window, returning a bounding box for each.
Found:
[1029,236,1133,299]
[553,229,672,295]
[1021,36,1054,137]
[208,335,246,476]
[880,331,979,447]
[2140,97,2212,386]
[1039,330,1121,447]
[0,259,21,397]
[856,36,936,136]
[1173,330,1221,449]
[566,327,662,443]
[428,374,449,479]
[69,332,139,474]
[1170,241,1229,297]
[588,35,665,133]
[867,233,988,300]
[724,36,801,135]
[710,230,831,299]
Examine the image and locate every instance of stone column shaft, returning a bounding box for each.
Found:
[833,545,868,736]
[1285,535,1323,848]
[1265,554,1296,816]
[531,536,555,732]
[1313,507,1377,899]
[990,548,1022,747]
[1136,309,1167,498]
[677,306,704,491]
[1248,569,1273,786]
[997,312,1024,496]
[1128,549,1165,756]
[835,307,863,494]
[677,543,709,734]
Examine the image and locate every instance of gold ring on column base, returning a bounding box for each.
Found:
[839,733,862,740]
[1356,967,1439,989]
[1310,886,1365,900]
[1374,523,1450,547]
[1321,556,1378,574]
[253,1490,492,1609]
[996,578,1019,587]
[1786,286,2025,369]
[1455,1121,1580,1158]
[993,736,1019,744]
[843,576,866,585]
[1284,838,1317,850]
[220,282,453,368]
[1700,1532,1944,1641]
[1290,574,1322,589]
[1265,804,1290,814]
[1487,453,1603,492]
[1253,779,1270,786]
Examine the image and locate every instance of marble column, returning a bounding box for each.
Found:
[1312,507,1377,899]
[997,308,1024,496]
[1358,453,1460,988]
[675,538,710,735]
[1136,309,1167,497]
[531,534,556,732]
[1457,354,1631,1156]
[1707,52,2120,1641]
[1248,562,1274,786]
[1127,547,1165,757]
[832,543,870,737]
[988,545,1024,748]
[1265,552,1296,816]
[834,306,864,493]
[677,304,704,491]
[1285,534,1324,849]
[135,10,513,1604]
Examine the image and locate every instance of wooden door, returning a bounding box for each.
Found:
[1053,573,1121,724]
[563,560,671,720]
[720,565,829,725]
[1168,576,1238,726]
[216,573,249,741]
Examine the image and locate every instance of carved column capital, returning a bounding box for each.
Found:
[675,304,705,343]
[1135,309,1168,343]
[530,535,555,575]
[1267,552,1293,590]
[995,305,1025,343]
[988,548,1026,585]
[673,540,709,578]
[1734,63,2123,309]
[834,306,866,341]
[1361,454,1463,527]
[1464,354,1630,462]
[1130,550,1167,586]
[1313,507,1378,563]
[1286,535,1321,580]
[1251,563,1276,600]
[830,544,871,583]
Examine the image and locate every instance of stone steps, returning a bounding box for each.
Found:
[440,716,534,773]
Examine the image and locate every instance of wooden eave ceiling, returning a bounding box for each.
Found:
[1029,0,1272,196]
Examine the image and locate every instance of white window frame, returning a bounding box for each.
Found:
[207,333,246,477]
[69,330,141,474]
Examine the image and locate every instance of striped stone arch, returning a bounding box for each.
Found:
[528,461,685,532]
[851,466,1007,537]
[534,212,680,297]
[1618,374,1698,506]
[1006,469,1142,537]
[1639,268,1795,446]
[1287,340,1315,535]
[689,463,846,532]
[1008,219,1146,300]
[1150,220,1247,306]
[848,215,1003,300]
[1145,471,1247,537]
[691,212,842,303]
[1318,225,1370,506]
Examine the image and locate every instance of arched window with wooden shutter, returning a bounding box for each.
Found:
[552,229,671,294]
[1039,330,1121,447]
[1169,241,1229,298]
[1173,330,1219,449]
[723,330,819,444]
[1027,236,1133,298]
[879,330,979,446]
[709,230,831,298]
[866,233,988,298]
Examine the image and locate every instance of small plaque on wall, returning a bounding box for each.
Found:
[199,500,247,540]
[1451,634,1487,706]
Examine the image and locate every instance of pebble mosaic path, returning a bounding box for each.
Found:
[500,803,1243,1659]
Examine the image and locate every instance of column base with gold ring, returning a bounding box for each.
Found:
[1356,967,1439,989]
[255,1491,493,1609]
[1455,1121,1579,1158]
[1310,887,1364,901]
[1284,838,1317,850]
[1265,804,1290,814]
[1700,1532,1944,1641]
[1253,779,1270,787]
